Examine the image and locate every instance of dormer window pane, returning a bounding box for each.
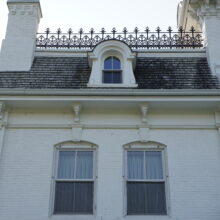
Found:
[112,71,122,83]
[113,58,121,69]
[103,56,122,84]
[104,57,112,69]
[103,72,112,83]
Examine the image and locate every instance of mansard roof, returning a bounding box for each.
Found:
[0,56,219,89]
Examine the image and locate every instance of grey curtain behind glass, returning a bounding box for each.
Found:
[145,151,163,179]
[127,182,166,214]
[58,151,93,179]
[58,151,75,179]
[127,151,144,179]
[54,182,93,214]
[76,151,93,179]
[127,151,163,180]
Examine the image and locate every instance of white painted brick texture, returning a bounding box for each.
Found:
[0,110,220,220]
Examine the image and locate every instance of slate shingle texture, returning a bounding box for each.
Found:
[0,56,219,89]
[0,57,90,89]
[135,57,220,89]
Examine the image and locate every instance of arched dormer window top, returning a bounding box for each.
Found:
[88,40,137,88]
[103,56,122,84]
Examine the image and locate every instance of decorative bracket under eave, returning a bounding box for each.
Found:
[140,103,149,123]
[72,103,81,123]
[214,105,220,134]
[0,102,6,128]
[72,103,83,141]
[138,103,150,141]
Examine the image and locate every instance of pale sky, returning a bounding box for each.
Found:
[0,0,181,46]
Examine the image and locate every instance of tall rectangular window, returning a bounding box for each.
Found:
[54,150,94,214]
[126,150,167,215]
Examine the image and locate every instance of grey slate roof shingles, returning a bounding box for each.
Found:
[135,57,220,89]
[0,56,219,89]
[0,57,91,89]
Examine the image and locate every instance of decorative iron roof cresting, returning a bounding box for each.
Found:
[36,27,203,50]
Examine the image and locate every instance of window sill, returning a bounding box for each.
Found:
[51,214,96,220]
[125,215,170,220]
[51,215,170,220]
[87,83,138,88]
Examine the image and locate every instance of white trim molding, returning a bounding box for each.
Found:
[0,102,8,163]
[72,125,83,142]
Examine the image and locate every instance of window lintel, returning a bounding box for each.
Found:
[123,140,166,149]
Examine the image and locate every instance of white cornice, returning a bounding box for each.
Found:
[4,123,218,130]
[35,49,206,58]
[0,89,220,96]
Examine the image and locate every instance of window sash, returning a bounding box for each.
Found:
[126,182,167,215]
[127,179,165,183]
[104,56,121,70]
[125,149,167,215]
[54,149,95,215]
[54,181,94,214]
[56,179,94,182]
[103,70,122,84]
[126,150,164,181]
[57,150,94,180]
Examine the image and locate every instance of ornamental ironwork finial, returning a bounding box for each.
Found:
[36,26,204,50]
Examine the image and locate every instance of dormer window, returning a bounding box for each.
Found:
[103,56,122,84]
[88,40,137,88]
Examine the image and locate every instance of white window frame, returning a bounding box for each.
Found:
[50,143,98,217]
[123,143,169,216]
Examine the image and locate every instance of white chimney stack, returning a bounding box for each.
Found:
[0,0,42,71]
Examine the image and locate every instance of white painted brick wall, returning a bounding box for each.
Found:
[0,110,220,220]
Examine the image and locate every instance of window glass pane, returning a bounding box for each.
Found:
[104,57,112,70]
[145,151,163,179]
[54,182,75,213]
[127,151,144,179]
[113,57,121,69]
[76,151,93,179]
[74,182,94,214]
[54,182,93,214]
[58,151,75,179]
[113,71,122,83]
[127,182,166,215]
[103,71,112,83]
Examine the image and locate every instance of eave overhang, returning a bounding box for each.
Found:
[0,88,220,96]
[1,89,220,110]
